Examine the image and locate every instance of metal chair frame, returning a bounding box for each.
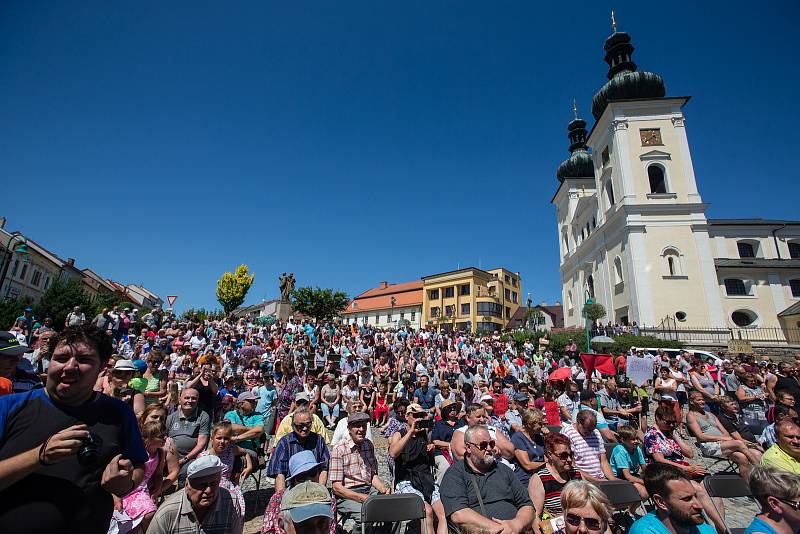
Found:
[361,493,428,534]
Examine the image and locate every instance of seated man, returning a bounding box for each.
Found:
[644,406,725,533]
[279,481,335,534]
[716,396,764,461]
[441,424,534,534]
[449,403,515,464]
[267,407,330,493]
[630,463,715,534]
[274,392,329,447]
[329,413,390,534]
[746,466,800,534]
[761,417,800,475]
[572,389,617,442]
[561,410,615,482]
[147,455,243,534]
[224,391,264,457]
[762,404,798,449]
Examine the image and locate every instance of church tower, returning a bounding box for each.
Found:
[555,16,725,329]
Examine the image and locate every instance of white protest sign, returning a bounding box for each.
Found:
[626,354,654,387]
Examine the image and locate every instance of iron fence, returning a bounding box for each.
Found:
[637,325,800,344]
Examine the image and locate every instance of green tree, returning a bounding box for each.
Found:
[583,302,607,323]
[216,265,255,315]
[0,295,35,330]
[523,308,546,329]
[290,286,349,322]
[35,278,95,329]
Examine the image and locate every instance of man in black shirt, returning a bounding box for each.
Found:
[718,396,764,458]
[441,424,534,534]
[0,326,147,534]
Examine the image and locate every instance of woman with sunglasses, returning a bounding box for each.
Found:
[560,480,612,534]
[531,433,582,530]
[105,359,146,417]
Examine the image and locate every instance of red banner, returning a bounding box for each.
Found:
[579,353,617,377]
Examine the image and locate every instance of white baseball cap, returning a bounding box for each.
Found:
[187,455,223,480]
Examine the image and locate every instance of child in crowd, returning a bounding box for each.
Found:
[198,420,253,516]
[609,425,648,503]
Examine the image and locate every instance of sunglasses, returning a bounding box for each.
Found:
[467,440,496,451]
[188,477,219,490]
[565,513,603,532]
[778,498,800,511]
[552,451,573,461]
[293,422,312,430]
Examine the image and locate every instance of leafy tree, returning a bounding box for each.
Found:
[583,302,607,324]
[216,265,255,315]
[290,286,349,322]
[0,295,35,330]
[35,278,95,329]
[523,308,546,329]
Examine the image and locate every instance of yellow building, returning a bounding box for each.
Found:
[421,267,522,333]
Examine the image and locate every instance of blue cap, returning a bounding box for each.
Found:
[286,450,324,483]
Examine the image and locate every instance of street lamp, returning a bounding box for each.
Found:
[390,296,396,329]
[584,290,594,352]
[0,232,30,300]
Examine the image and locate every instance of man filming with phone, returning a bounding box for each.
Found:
[388,403,448,534]
[0,326,147,534]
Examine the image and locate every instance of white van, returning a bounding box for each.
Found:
[640,347,722,367]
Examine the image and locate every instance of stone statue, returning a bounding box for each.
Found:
[279,272,296,302]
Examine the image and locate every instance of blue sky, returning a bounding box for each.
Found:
[1,2,797,312]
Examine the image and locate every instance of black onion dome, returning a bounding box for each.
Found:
[557,117,595,182]
[591,31,665,120]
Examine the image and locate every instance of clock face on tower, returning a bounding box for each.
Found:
[640,128,662,146]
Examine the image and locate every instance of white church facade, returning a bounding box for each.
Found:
[552,26,800,340]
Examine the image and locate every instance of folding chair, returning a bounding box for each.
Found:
[596,480,646,514]
[703,474,752,534]
[361,493,427,534]
[604,442,618,460]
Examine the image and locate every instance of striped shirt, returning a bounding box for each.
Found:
[535,466,582,516]
[561,424,605,479]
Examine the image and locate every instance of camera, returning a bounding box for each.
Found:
[415,418,433,430]
[77,433,101,466]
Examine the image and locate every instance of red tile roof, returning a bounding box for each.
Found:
[343,280,423,314]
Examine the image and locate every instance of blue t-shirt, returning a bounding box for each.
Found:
[609,443,646,478]
[510,431,545,486]
[413,387,438,410]
[744,516,777,534]
[630,512,716,534]
[255,385,278,418]
[224,409,265,451]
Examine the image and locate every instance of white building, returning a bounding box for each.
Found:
[342,280,423,329]
[552,27,800,342]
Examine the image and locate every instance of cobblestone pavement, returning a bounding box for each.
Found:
[240,421,759,533]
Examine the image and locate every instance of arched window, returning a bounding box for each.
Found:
[662,247,683,277]
[614,257,624,285]
[737,240,759,258]
[567,290,574,311]
[605,181,615,207]
[648,164,667,194]
[724,278,757,297]
[587,275,595,299]
[562,232,570,255]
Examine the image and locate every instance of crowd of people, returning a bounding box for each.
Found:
[1,307,800,534]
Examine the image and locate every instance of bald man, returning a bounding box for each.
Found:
[761,417,800,476]
[166,387,211,484]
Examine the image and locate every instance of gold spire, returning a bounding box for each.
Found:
[611,10,617,32]
[573,98,578,119]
